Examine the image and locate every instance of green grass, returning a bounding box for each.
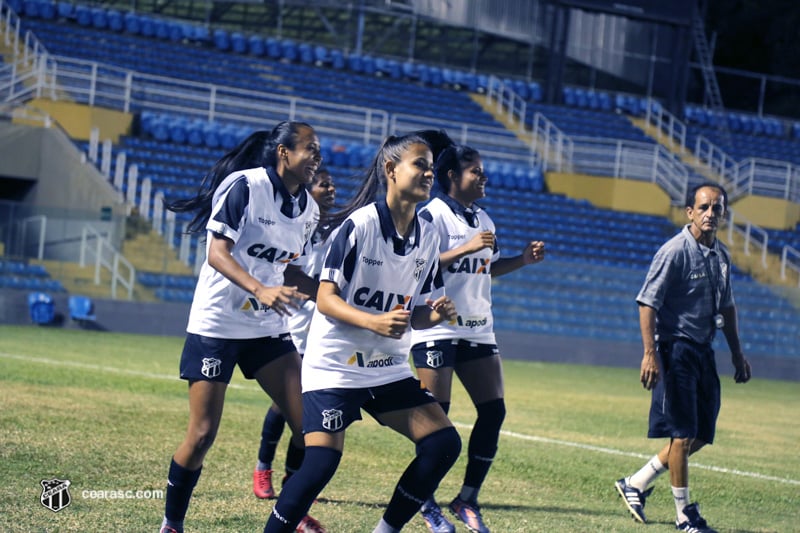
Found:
[0,325,797,532]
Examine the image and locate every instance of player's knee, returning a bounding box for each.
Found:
[671,437,694,455]
[417,426,462,474]
[187,425,219,456]
[476,398,506,433]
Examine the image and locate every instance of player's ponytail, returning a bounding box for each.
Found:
[165,121,313,233]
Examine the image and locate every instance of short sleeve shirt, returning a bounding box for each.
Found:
[636,225,734,345]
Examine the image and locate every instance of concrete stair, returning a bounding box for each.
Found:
[122,230,195,276]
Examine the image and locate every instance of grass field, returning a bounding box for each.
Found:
[0,325,798,533]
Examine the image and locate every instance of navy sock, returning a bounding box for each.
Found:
[382,427,461,529]
[164,458,202,522]
[258,408,286,467]
[264,446,342,533]
[284,440,305,480]
[464,398,505,491]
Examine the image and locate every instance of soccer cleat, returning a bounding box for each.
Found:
[449,496,490,533]
[295,514,327,533]
[614,477,654,523]
[421,499,456,533]
[676,503,717,533]
[253,468,276,499]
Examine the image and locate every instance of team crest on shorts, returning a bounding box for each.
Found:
[322,409,343,431]
[426,349,444,368]
[40,478,71,513]
[413,258,427,281]
[201,357,222,378]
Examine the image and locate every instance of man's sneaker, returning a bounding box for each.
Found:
[449,496,490,533]
[253,468,276,499]
[614,478,654,523]
[296,515,327,533]
[676,503,717,533]
[421,500,456,533]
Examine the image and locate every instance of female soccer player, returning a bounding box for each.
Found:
[263,132,461,533]
[411,145,545,533]
[254,167,337,499]
[159,122,325,533]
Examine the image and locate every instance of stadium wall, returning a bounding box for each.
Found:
[2,289,797,381]
[544,172,672,216]
[26,99,133,143]
[728,195,800,231]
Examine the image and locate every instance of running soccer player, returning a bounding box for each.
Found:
[410,144,545,533]
[159,122,325,533]
[263,132,461,533]
[254,166,337,500]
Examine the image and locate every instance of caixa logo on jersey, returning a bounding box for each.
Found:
[246,244,300,264]
[448,257,490,275]
[353,287,412,312]
[40,479,71,512]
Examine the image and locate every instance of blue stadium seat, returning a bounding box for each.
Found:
[23,0,41,18]
[139,15,155,37]
[39,0,56,19]
[313,45,329,65]
[123,11,141,34]
[107,9,123,31]
[265,37,281,58]
[280,39,298,61]
[69,295,96,323]
[248,35,265,56]
[563,87,576,106]
[89,7,106,29]
[347,53,364,73]
[28,292,55,325]
[230,32,247,53]
[56,1,73,19]
[298,42,313,64]
[330,49,345,69]
[213,28,230,51]
[154,19,170,40]
[74,4,91,25]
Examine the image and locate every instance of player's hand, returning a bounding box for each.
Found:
[732,352,751,383]
[465,231,495,253]
[371,309,411,339]
[254,285,309,316]
[640,352,659,390]
[523,240,545,265]
[426,296,457,323]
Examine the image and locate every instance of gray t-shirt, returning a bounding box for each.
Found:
[636,225,734,345]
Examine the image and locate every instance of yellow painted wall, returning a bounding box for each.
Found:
[21,99,133,143]
[545,172,673,217]
[729,195,800,230]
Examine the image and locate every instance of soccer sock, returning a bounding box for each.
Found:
[164,458,202,524]
[284,440,305,480]
[258,408,286,468]
[371,518,401,533]
[672,486,690,522]
[628,455,667,491]
[382,427,461,529]
[461,398,506,501]
[264,446,341,533]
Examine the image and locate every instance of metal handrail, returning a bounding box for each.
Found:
[79,225,135,299]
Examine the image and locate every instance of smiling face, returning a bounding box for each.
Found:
[309,170,335,213]
[386,142,434,204]
[687,185,726,244]
[277,125,322,193]
[451,155,486,205]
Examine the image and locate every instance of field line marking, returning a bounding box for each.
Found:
[3,352,798,486]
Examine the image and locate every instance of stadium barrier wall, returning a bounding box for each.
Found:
[25,98,133,143]
[728,195,800,231]
[544,172,673,217]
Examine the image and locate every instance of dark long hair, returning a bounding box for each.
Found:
[434,144,481,193]
[320,132,451,238]
[165,121,314,233]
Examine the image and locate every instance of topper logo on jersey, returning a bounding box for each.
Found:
[246,244,300,264]
[257,217,276,226]
[447,257,490,275]
[347,351,397,368]
[322,409,344,431]
[201,357,222,378]
[455,315,488,328]
[426,349,444,368]
[353,287,412,312]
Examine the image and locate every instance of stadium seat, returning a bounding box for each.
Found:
[230,32,247,53]
[123,11,141,34]
[213,29,230,51]
[280,39,298,61]
[265,37,281,58]
[107,9,123,31]
[74,4,90,25]
[28,292,55,325]
[248,35,265,56]
[298,42,313,64]
[89,7,106,29]
[39,0,56,19]
[330,49,345,69]
[69,295,96,323]
[56,1,73,19]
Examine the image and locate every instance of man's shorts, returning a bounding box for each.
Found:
[302,377,438,433]
[410,339,499,370]
[179,332,297,383]
[648,337,721,444]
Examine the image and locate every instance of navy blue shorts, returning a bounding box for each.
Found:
[302,377,438,433]
[648,338,721,444]
[410,339,499,370]
[179,332,297,383]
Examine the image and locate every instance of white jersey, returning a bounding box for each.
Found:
[410,196,499,345]
[302,201,445,392]
[187,166,319,339]
[287,226,333,353]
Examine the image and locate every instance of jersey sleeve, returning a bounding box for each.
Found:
[320,218,358,291]
[206,176,249,243]
[636,245,677,310]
